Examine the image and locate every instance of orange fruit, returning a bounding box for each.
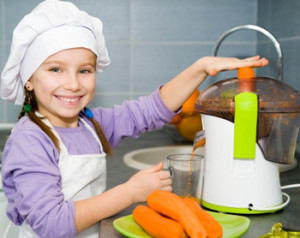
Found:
[169,114,183,125]
[181,89,200,115]
[176,114,203,141]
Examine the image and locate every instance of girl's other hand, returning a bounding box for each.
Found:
[125,162,172,203]
[200,55,269,77]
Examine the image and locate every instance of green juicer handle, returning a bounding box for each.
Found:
[234,92,258,159]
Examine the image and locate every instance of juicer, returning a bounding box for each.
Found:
[195,25,300,214]
[196,67,300,214]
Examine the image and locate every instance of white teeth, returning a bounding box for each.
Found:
[58,96,80,103]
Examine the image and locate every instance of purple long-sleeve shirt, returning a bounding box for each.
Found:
[1,88,176,238]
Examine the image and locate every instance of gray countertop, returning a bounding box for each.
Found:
[100,128,300,238]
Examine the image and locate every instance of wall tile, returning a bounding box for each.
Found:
[4,0,130,42]
[88,94,130,108]
[6,102,21,123]
[258,0,300,91]
[269,0,300,38]
[132,43,256,93]
[132,44,211,92]
[0,100,4,123]
[279,39,300,90]
[0,0,4,72]
[257,0,271,31]
[131,0,256,42]
[95,44,130,93]
[70,0,130,42]
[0,0,3,36]
[3,0,41,41]
[0,41,3,74]
[258,0,300,45]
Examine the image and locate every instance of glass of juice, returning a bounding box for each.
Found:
[167,153,204,202]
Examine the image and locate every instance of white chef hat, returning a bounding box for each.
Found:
[0,0,110,105]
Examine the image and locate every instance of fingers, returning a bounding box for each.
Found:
[244,57,269,67]
[142,163,172,192]
[158,170,172,191]
[244,55,261,61]
[144,162,163,173]
[208,69,218,77]
[255,57,269,67]
[161,177,172,187]
[161,185,172,192]
[207,55,269,77]
[243,55,269,67]
[239,57,269,68]
[159,169,170,179]
[160,177,172,192]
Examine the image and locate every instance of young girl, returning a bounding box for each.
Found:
[0,0,268,237]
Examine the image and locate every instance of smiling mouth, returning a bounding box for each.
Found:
[56,96,82,104]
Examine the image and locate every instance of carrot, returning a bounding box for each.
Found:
[132,205,187,238]
[147,190,207,238]
[183,197,223,238]
[237,67,256,92]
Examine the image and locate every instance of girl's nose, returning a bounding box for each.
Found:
[65,72,80,91]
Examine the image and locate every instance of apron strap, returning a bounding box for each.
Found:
[79,117,104,153]
[34,111,104,155]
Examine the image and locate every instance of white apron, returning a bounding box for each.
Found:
[19,117,106,238]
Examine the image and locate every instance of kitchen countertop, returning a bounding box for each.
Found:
[100,128,300,238]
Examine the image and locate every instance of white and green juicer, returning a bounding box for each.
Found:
[195,68,300,214]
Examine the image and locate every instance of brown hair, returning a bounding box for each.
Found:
[18,89,113,156]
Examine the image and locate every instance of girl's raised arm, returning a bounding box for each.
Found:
[159,56,269,112]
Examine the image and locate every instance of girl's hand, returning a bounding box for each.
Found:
[199,55,269,77]
[125,162,172,203]
[74,162,170,231]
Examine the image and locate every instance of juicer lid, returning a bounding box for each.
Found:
[196,76,300,114]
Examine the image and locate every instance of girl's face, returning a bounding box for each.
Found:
[27,48,97,127]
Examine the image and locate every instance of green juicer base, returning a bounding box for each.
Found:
[201,200,283,214]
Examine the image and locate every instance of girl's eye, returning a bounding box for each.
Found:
[50,67,61,73]
[80,69,93,74]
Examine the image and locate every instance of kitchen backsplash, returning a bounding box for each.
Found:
[0,0,299,124]
[257,0,300,91]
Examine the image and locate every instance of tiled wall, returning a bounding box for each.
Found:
[0,0,257,123]
[257,0,300,90]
